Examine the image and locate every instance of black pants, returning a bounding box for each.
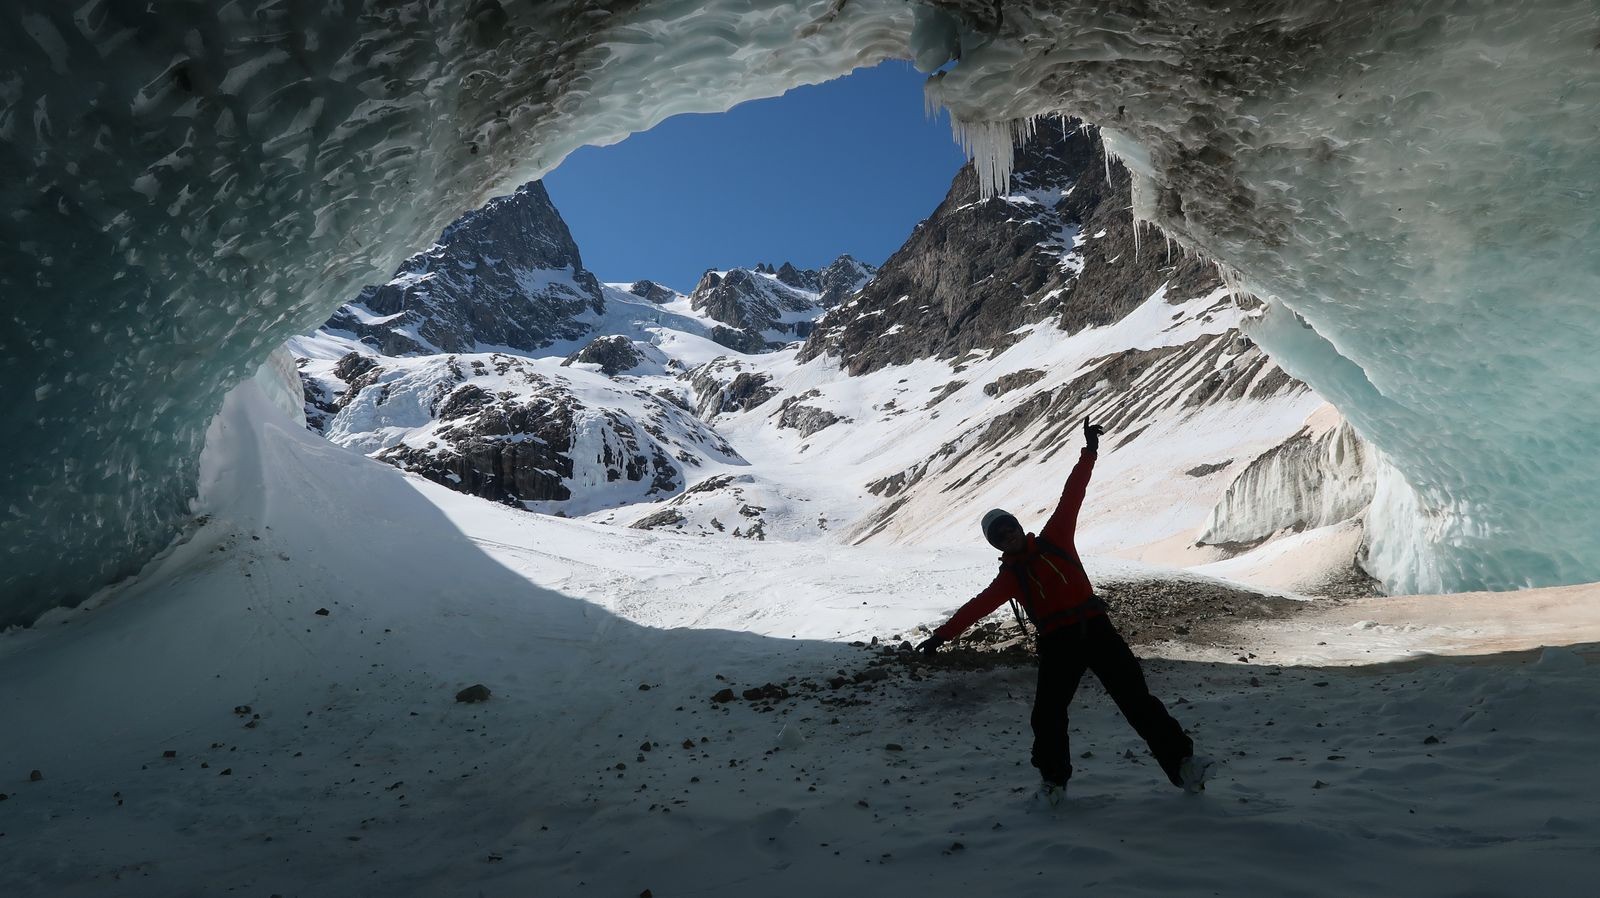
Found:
[1031,614,1193,787]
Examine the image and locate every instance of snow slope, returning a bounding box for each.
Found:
[3,346,1597,898]
[674,284,1326,568]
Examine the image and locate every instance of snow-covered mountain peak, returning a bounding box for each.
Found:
[626,279,681,303]
[801,121,1215,376]
[688,265,827,349]
[322,181,604,357]
[816,253,879,307]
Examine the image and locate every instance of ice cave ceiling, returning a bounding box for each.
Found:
[1,0,1596,625]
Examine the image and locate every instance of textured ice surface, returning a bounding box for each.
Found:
[1199,407,1376,550]
[0,0,914,625]
[924,0,1600,593]
[2,0,1597,621]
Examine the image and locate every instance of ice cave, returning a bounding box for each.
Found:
[2,0,1597,621]
[7,3,1600,895]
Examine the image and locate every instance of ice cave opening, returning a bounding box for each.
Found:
[2,0,1597,628]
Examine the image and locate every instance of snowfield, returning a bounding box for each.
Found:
[3,366,1598,897]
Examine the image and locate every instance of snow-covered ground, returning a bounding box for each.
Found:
[3,360,1598,897]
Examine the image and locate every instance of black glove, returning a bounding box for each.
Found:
[1083,416,1105,453]
[916,635,946,655]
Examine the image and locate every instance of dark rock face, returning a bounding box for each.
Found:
[775,262,820,292]
[775,391,848,438]
[816,254,878,308]
[630,508,685,530]
[322,182,604,356]
[562,335,644,376]
[300,361,341,433]
[683,254,873,352]
[628,280,677,303]
[300,351,384,433]
[708,325,769,354]
[724,373,779,412]
[799,123,1220,375]
[689,267,820,345]
[983,369,1047,397]
[379,382,580,503]
[329,353,741,509]
[686,358,778,419]
[333,352,378,382]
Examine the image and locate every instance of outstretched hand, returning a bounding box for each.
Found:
[916,635,946,655]
[1083,416,1105,452]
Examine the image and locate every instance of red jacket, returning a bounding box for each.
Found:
[934,448,1102,640]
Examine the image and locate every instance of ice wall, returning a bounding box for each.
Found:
[0,0,912,626]
[2,0,1597,622]
[1199,409,1376,550]
[923,0,1600,594]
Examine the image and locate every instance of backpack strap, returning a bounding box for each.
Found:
[1001,561,1036,637]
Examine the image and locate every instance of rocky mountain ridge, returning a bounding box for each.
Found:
[322,182,605,356]
[687,254,877,351]
[800,123,1217,374]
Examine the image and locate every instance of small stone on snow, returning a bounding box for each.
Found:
[455,684,492,703]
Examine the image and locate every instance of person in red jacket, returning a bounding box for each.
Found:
[917,417,1209,803]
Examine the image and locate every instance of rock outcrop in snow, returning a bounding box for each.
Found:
[562,335,650,377]
[685,359,780,421]
[308,351,740,512]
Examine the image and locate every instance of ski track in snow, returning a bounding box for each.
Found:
[2,381,1598,897]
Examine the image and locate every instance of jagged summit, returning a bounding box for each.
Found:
[688,265,820,349]
[323,182,605,356]
[816,254,877,307]
[687,254,878,351]
[801,122,1217,375]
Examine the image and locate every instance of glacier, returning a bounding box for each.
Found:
[2,0,1598,623]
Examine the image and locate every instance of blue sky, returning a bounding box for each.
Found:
[543,61,967,293]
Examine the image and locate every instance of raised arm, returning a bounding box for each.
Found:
[1040,417,1103,544]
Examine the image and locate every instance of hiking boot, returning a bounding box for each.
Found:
[1179,755,1214,794]
[1036,779,1068,809]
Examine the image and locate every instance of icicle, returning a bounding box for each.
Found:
[1213,261,1261,308]
[942,112,1045,199]
[1216,261,1236,304]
